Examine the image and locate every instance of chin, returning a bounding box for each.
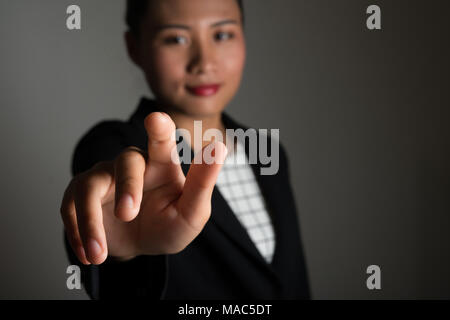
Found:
[177,97,227,117]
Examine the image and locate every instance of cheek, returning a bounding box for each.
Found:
[149,50,187,90]
[221,43,246,83]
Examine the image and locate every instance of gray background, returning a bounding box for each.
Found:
[0,0,448,299]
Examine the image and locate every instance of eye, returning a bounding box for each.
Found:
[164,35,188,45]
[214,31,234,42]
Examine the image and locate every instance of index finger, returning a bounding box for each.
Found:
[144,112,177,165]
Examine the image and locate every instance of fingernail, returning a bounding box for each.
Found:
[159,112,169,122]
[88,239,103,258]
[118,194,134,209]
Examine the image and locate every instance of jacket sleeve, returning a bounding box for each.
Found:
[64,120,168,299]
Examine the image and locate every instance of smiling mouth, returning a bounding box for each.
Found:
[186,84,221,97]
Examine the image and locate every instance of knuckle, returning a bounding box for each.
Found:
[116,176,137,190]
[59,202,68,218]
[91,160,109,171]
[75,169,106,194]
[74,176,95,195]
[78,220,98,238]
[60,181,76,216]
[59,196,68,216]
[118,147,146,162]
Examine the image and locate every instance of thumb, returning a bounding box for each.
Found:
[176,141,228,231]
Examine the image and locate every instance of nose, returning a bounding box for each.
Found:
[187,40,217,75]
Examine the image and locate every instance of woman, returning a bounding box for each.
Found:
[60,0,310,299]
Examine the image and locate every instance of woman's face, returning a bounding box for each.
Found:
[129,0,246,117]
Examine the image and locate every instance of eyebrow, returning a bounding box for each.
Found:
[154,19,239,31]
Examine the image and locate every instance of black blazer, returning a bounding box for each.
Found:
[64,98,310,299]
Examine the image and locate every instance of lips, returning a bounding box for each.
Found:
[186,84,221,97]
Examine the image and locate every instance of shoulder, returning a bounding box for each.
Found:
[76,119,137,145]
[71,119,140,176]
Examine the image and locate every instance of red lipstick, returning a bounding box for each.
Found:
[186,84,221,97]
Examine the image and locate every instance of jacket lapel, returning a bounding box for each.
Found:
[213,113,282,277]
[180,149,277,275]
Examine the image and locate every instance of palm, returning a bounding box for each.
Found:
[101,113,226,258]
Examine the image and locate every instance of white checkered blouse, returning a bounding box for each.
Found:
[215,139,276,264]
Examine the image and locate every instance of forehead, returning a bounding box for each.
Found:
[145,0,241,27]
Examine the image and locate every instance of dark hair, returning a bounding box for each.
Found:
[126,0,244,37]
